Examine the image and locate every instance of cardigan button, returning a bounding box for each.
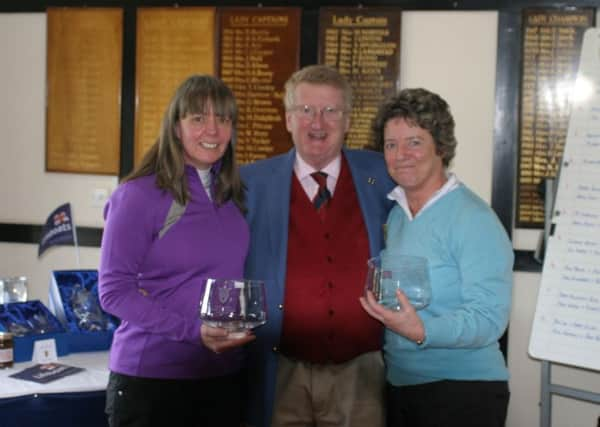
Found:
[278,304,283,310]
[272,346,279,353]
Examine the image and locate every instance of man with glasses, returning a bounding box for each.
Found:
[241,65,394,427]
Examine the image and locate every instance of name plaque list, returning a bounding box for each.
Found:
[135,7,216,166]
[318,8,401,150]
[218,8,301,164]
[517,8,593,227]
[46,8,122,174]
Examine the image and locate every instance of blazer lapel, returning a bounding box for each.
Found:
[266,149,295,286]
[344,149,379,257]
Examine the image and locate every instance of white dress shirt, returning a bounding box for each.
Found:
[293,153,341,201]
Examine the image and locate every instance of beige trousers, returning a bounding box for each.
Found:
[271,351,385,427]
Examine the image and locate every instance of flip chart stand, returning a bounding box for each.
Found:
[538,178,600,427]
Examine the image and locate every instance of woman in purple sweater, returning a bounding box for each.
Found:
[99,75,251,427]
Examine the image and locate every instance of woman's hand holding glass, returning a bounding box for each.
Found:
[360,289,425,344]
[200,323,255,354]
[361,255,430,344]
[199,278,267,353]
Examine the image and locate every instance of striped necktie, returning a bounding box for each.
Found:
[311,171,331,211]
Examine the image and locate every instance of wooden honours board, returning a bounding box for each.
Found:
[134,7,216,166]
[529,28,600,372]
[218,8,301,164]
[46,8,122,174]
[318,7,401,150]
[516,8,594,228]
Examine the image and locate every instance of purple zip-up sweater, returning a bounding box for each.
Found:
[99,165,249,379]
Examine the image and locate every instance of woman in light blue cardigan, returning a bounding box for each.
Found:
[361,88,514,427]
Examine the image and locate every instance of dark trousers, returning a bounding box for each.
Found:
[105,371,243,427]
[387,380,509,427]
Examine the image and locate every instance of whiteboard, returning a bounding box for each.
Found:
[529,28,600,372]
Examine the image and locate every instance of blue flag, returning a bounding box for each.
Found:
[38,203,75,257]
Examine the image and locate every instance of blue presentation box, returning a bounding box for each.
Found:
[0,300,69,362]
[49,269,118,353]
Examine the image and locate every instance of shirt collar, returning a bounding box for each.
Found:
[387,172,460,220]
[294,152,342,181]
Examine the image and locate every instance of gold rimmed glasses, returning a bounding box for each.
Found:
[288,105,346,124]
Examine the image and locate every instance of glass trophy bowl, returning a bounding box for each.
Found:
[365,255,432,310]
[199,279,267,338]
[0,276,28,304]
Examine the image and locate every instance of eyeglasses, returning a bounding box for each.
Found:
[288,105,346,123]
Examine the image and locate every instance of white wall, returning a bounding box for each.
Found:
[400,11,498,203]
[1,10,599,427]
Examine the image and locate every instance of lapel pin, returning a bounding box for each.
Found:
[367,177,376,185]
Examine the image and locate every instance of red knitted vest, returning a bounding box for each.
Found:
[280,156,383,363]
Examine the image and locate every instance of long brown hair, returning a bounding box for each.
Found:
[124,75,245,211]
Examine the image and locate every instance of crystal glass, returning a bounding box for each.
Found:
[70,283,108,331]
[199,279,267,338]
[365,255,432,310]
[27,312,53,334]
[0,276,28,304]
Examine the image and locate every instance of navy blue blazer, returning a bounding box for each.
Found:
[240,147,395,427]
